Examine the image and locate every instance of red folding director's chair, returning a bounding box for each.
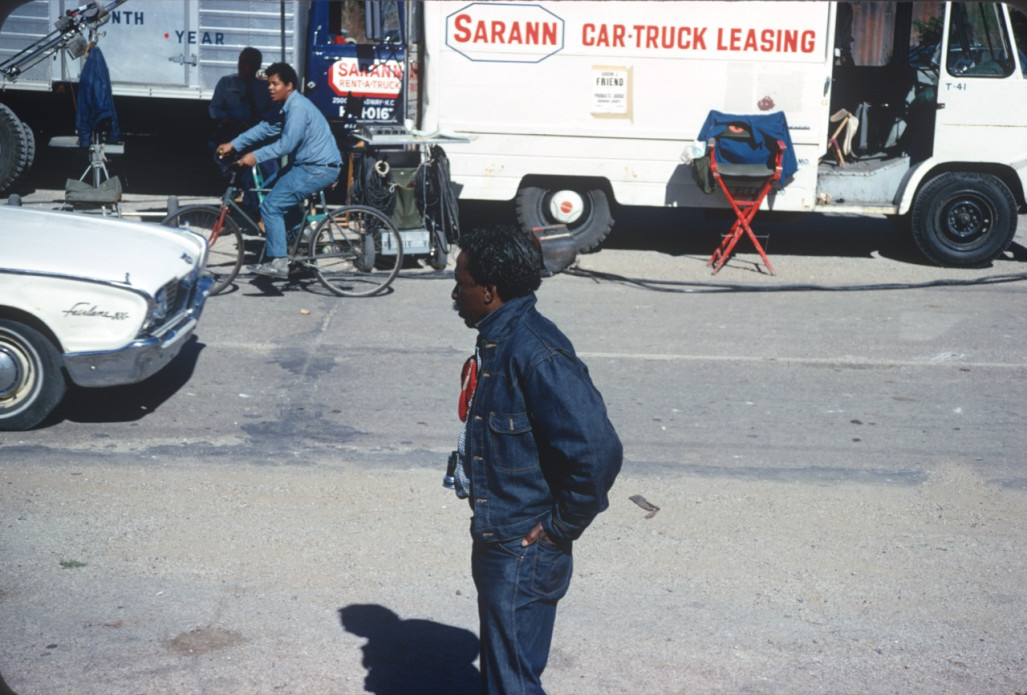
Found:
[694,110,796,276]
[706,126,786,275]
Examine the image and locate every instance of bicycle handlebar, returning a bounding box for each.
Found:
[212,150,248,186]
[215,148,240,165]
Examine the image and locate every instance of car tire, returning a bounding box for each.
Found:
[516,184,614,254]
[910,172,1017,267]
[0,319,67,431]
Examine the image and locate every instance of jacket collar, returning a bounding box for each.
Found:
[476,294,536,343]
[280,89,299,112]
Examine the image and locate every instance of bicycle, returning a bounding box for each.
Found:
[161,163,403,297]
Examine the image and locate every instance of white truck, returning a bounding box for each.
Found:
[415,1,1027,267]
[4,1,1027,268]
[0,0,299,193]
[0,0,410,191]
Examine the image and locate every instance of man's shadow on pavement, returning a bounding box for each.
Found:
[339,604,479,695]
[1,669,20,695]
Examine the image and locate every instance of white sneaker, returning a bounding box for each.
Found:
[250,257,289,279]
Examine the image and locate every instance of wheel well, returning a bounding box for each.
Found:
[0,307,64,353]
[518,176,616,205]
[914,163,1026,211]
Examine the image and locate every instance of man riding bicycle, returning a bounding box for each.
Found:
[217,62,342,279]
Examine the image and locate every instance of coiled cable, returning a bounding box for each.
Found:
[350,152,396,215]
[416,145,461,245]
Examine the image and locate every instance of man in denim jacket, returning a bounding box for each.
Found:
[451,225,623,695]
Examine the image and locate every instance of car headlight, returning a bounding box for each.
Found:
[143,285,172,332]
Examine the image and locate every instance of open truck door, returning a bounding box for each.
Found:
[907,1,1027,266]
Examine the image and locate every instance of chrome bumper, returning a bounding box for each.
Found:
[64,276,214,387]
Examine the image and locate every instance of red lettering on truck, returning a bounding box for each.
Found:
[716,27,816,53]
[627,25,709,50]
[452,13,558,45]
[578,23,817,54]
[582,23,626,48]
[677,27,707,50]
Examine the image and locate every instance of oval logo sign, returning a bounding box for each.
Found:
[445,2,565,63]
[328,57,403,98]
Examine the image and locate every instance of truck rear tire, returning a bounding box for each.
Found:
[516,185,614,254]
[910,172,1017,267]
[0,104,30,195]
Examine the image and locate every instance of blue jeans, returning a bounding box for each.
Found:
[259,163,339,258]
[472,536,573,695]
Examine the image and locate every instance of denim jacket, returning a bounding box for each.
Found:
[231,91,341,167]
[464,294,622,545]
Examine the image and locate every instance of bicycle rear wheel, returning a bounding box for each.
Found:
[162,205,244,295]
[309,204,403,297]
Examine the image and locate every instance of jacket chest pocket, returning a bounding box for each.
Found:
[490,412,531,434]
[486,412,539,472]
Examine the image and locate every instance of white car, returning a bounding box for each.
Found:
[0,204,213,431]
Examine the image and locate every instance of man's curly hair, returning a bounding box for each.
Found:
[266,61,299,88]
[459,225,542,301]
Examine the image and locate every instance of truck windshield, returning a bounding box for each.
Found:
[322,2,404,45]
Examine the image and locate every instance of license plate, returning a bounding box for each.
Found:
[392,228,431,255]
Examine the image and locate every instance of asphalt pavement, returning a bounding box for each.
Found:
[2,162,1027,694]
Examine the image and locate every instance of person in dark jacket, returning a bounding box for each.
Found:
[209,47,275,149]
[208,47,278,213]
[449,225,623,695]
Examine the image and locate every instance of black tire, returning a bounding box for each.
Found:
[910,172,1017,267]
[515,184,614,254]
[0,319,67,431]
[309,204,403,297]
[0,103,30,195]
[11,120,36,189]
[162,205,244,295]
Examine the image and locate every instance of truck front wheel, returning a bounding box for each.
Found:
[910,172,1017,267]
[516,185,614,254]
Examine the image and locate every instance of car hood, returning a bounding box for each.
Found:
[0,206,206,293]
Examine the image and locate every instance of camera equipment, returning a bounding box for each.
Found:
[443,451,458,489]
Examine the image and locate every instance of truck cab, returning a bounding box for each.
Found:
[818,2,1027,266]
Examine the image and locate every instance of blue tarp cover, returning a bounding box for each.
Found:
[697,110,798,183]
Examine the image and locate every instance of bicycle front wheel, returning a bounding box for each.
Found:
[309,204,403,297]
[162,205,244,295]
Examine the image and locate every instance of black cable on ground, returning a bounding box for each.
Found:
[564,266,1027,293]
